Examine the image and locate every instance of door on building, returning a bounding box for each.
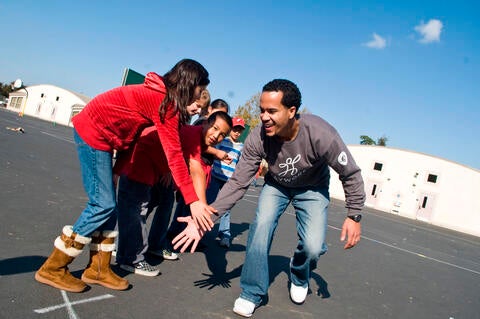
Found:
[365,180,382,207]
[416,192,436,222]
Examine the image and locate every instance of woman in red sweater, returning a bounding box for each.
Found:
[35,58,215,293]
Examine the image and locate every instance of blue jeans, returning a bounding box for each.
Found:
[72,128,117,236]
[239,181,329,305]
[166,196,190,240]
[148,182,175,251]
[116,176,175,265]
[206,176,230,239]
[116,175,151,265]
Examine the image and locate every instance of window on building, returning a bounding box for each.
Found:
[373,162,383,171]
[10,97,23,109]
[427,174,438,183]
[371,184,377,196]
[56,96,60,101]
[41,93,45,98]
[70,110,81,120]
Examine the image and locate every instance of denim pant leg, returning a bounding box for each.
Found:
[116,175,151,265]
[206,175,222,205]
[207,177,230,238]
[290,187,329,287]
[218,211,231,239]
[148,182,175,251]
[166,196,190,240]
[239,182,290,305]
[72,129,117,236]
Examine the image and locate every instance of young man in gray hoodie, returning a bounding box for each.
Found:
[174,79,365,318]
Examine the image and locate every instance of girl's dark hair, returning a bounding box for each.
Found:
[199,98,230,117]
[206,110,233,129]
[159,59,210,125]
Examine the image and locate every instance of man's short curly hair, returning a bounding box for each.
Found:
[262,79,302,112]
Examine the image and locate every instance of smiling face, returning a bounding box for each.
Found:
[186,101,201,116]
[186,85,208,116]
[259,91,298,140]
[203,117,231,147]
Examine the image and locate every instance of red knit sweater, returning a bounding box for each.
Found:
[72,72,198,204]
[114,125,211,188]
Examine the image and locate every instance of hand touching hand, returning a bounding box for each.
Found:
[189,201,215,231]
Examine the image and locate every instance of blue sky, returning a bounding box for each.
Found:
[1,1,479,169]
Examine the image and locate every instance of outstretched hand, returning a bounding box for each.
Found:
[172,216,206,253]
[340,218,361,249]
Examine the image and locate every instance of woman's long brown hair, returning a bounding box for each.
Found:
[159,59,210,125]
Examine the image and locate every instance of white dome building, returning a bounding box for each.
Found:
[6,84,91,127]
[329,145,480,237]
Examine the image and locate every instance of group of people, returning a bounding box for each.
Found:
[35,58,365,318]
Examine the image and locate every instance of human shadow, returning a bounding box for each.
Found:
[192,222,249,290]
[0,255,47,276]
[267,255,331,300]
[193,252,330,301]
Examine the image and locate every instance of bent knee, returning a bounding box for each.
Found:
[305,241,328,257]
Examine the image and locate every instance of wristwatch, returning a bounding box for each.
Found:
[348,214,362,222]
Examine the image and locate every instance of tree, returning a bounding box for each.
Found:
[0,82,15,99]
[234,92,261,128]
[360,135,388,146]
[376,135,388,146]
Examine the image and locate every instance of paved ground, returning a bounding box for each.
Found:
[1,107,479,319]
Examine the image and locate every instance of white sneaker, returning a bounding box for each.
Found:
[290,283,308,304]
[233,297,256,318]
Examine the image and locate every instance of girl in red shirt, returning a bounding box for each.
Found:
[35,59,215,293]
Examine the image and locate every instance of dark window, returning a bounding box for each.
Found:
[422,196,428,208]
[41,93,44,98]
[56,96,60,101]
[427,174,438,183]
[371,184,377,196]
[373,162,383,171]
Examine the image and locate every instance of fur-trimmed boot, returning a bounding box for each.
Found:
[81,230,129,290]
[35,225,91,293]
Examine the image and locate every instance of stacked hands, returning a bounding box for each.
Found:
[172,205,362,253]
[172,150,232,253]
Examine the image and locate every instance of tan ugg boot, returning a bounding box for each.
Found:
[81,231,129,290]
[35,226,91,293]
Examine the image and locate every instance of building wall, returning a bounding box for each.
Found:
[6,85,90,127]
[329,145,480,237]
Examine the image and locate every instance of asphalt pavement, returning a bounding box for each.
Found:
[1,107,479,319]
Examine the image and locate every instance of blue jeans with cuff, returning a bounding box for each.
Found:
[239,181,329,305]
[72,128,117,237]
